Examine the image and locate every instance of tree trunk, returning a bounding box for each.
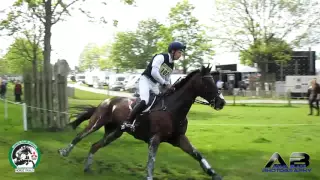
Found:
[258,62,267,91]
[44,0,53,128]
[31,60,38,128]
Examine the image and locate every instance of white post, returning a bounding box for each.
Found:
[4,99,8,120]
[22,103,28,131]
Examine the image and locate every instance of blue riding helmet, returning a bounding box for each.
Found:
[168,41,186,53]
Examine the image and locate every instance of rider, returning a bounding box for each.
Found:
[120,41,186,131]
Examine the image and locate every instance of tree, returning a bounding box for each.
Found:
[78,43,107,71]
[158,0,214,73]
[109,31,140,70]
[135,19,162,66]
[240,37,292,66]
[2,38,43,74]
[0,0,135,129]
[212,0,320,83]
[109,19,162,70]
[78,43,112,71]
[0,58,8,75]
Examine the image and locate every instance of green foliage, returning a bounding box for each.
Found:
[135,19,162,66]
[2,38,43,74]
[109,31,141,69]
[109,0,214,72]
[156,25,174,53]
[78,43,112,71]
[109,19,162,70]
[213,0,320,67]
[240,37,292,66]
[0,58,9,74]
[159,0,214,73]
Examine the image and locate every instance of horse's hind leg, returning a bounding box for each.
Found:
[170,135,222,180]
[58,113,105,157]
[84,124,123,172]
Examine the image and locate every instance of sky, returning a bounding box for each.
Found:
[0,0,319,70]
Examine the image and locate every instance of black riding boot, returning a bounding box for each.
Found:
[121,100,147,132]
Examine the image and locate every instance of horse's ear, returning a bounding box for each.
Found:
[200,65,205,74]
[208,64,212,72]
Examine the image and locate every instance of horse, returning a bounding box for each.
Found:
[58,65,226,180]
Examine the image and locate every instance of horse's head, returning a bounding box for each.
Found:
[194,65,226,110]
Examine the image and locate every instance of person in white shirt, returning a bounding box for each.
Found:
[121,41,186,132]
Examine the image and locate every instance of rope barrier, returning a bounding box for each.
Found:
[0,98,70,131]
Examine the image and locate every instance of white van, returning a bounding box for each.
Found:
[124,75,140,93]
[75,73,85,83]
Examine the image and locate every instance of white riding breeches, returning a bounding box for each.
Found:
[138,75,160,104]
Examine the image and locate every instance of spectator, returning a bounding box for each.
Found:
[0,79,7,99]
[307,79,320,116]
[14,80,23,103]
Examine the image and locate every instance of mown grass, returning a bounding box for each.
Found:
[0,90,319,180]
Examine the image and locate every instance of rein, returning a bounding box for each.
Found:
[165,75,219,106]
[194,99,211,105]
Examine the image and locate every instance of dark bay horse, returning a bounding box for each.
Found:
[58,65,226,180]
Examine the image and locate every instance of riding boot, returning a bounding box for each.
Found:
[121,100,147,132]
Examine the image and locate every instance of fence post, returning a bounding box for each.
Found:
[287,90,291,106]
[22,103,28,131]
[232,89,236,105]
[4,99,8,120]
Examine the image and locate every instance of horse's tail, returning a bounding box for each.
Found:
[68,105,97,130]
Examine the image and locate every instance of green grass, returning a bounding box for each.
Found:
[0,91,319,180]
[73,88,111,100]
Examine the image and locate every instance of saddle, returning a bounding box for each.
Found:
[128,91,164,113]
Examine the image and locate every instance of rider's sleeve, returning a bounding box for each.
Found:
[164,75,171,84]
[151,54,166,85]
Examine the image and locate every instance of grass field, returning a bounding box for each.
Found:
[0,90,319,180]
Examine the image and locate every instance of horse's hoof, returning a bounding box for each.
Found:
[212,174,223,180]
[58,148,69,157]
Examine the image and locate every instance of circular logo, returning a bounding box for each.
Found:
[8,140,41,173]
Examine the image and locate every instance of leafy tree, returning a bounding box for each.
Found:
[240,37,292,66]
[0,0,135,129]
[78,43,102,70]
[135,19,162,66]
[109,31,140,70]
[109,18,162,69]
[78,43,112,71]
[212,0,320,82]
[158,0,214,73]
[3,38,43,74]
[0,58,8,74]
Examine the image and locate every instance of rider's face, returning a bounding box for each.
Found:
[172,50,183,60]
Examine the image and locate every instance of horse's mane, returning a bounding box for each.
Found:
[172,69,200,91]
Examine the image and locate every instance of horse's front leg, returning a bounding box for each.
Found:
[171,135,222,180]
[146,134,160,180]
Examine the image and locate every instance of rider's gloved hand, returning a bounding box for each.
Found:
[162,82,175,91]
[162,82,171,89]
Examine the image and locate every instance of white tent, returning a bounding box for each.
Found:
[237,64,259,72]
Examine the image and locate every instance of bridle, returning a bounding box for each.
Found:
[194,75,222,107]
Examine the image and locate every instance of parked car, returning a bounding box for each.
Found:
[109,81,125,91]
[124,75,140,93]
